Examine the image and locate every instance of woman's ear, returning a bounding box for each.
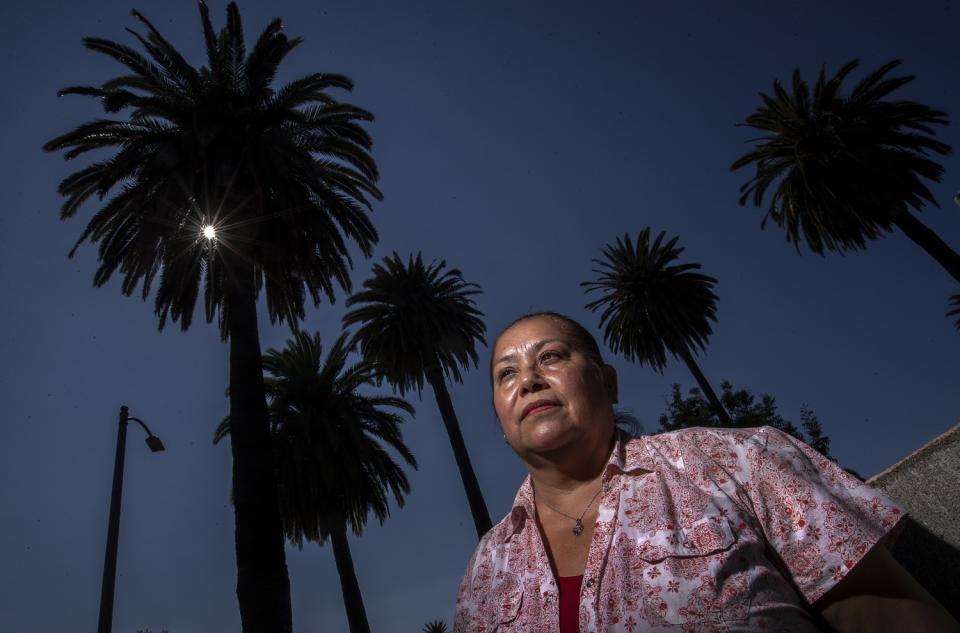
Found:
[602,363,618,404]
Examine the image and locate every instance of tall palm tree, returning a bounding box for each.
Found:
[731,60,959,285]
[343,252,492,538]
[43,4,381,630]
[215,330,416,633]
[583,229,732,425]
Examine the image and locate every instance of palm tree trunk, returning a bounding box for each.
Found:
[425,367,493,539]
[893,209,960,283]
[676,347,732,426]
[329,518,371,633]
[225,253,293,633]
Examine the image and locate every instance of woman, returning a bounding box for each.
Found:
[454,312,958,632]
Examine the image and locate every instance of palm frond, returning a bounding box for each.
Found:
[422,620,449,633]
[947,294,960,331]
[582,228,719,371]
[732,59,951,255]
[45,2,380,337]
[257,329,416,544]
[129,10,202,94]
[343,253,486,395]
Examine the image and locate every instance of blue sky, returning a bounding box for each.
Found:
[1,1,958,631]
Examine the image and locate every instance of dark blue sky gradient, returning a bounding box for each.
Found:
[1,1,958,631]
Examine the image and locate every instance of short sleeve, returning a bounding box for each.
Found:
[743,426,906,604]
[453,543,483,633]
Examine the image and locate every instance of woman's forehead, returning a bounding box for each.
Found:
[493,316,573,356]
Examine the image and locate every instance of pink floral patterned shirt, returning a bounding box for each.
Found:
[454,426,905,632]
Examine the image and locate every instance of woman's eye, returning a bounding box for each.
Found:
[539,350,562,363]
[496,368,516,383]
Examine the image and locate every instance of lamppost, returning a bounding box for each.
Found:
[97,405,165,633]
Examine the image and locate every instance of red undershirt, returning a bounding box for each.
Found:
[558,575,583,633]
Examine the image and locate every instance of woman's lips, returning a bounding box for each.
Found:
[521,401,559,420]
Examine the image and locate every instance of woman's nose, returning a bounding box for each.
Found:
[519,365,546,394]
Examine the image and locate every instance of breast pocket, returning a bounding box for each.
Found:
[486,580,523,632]
[637,518,751,626]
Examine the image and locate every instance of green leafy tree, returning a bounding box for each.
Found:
[658,380,833,459]
[583,229,733,425]
[343,252,492,538]
[732,59,960,323]
[800,405,831,457]
[215,331,416,633]
[43,4,381,630]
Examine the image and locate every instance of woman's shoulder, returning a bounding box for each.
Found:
[654,425,759,440]
[626,426,760,453]
[638,426,766,452]
[625,427,769,478]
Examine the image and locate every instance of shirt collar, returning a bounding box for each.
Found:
[607,428,657,475]
[505,430,656,540]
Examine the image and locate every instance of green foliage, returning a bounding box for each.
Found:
[214,330,417,544]
[800,405,831,457]
[658,380,832,459]
[44,1,381,338]
[732,59,950,254]
[582,228,719,372]
[343,252,486,395]
[422,620,449,633]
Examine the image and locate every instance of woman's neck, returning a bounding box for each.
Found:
[527,430,615,502]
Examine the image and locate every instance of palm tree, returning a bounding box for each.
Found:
[43,4,381,630]
[583,229,732,425]
[215,331,416,633]
[731,60,959,284]
[343,253,492,538]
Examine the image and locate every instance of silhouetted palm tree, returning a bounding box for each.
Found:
[948,295,960,331]
[343,253,492,538]
[732,59,959,284]
[422,620,449,633]
[215,331,415,633]
[583,229,732,425]
[43,4,381,630]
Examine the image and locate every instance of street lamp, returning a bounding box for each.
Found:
[97,405,165,633]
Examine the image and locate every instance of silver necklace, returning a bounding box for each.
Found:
[537,482,603,537]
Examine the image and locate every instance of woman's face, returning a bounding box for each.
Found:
[491,316,617,459]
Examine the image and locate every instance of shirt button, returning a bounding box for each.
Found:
[585,578,594,588]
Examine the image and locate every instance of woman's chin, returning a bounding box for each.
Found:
[519,420,579,454]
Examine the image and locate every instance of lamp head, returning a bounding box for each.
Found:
[145,435,165,452]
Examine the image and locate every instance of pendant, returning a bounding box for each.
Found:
[572,518,583,536]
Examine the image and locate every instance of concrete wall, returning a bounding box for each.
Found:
[867,423,960,619]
